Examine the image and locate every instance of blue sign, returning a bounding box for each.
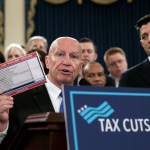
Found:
[63,85,150,150]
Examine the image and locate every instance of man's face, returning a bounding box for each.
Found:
[46,38,83,87]
[83,63,106,86]
[30,39,46,53]
[140,22,150,56]
[80,42,97,65]
[107,53,128,78]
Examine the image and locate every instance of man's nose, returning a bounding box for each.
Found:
[94,75,100,81]
[113,61,121,68]
[12,56,17,60]
[83,51,89,55]
[115,62,120,67]
[62,56,71,65]
[148,34,150,42]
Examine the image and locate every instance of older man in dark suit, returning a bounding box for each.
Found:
[119,14,150,88]
[0,37,83,148]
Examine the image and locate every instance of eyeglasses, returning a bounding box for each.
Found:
[108,59,125,67]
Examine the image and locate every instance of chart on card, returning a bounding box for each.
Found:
[0,52,46,96]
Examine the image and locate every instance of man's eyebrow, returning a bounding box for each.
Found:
[57,48,64,51]
[72,51,80,53]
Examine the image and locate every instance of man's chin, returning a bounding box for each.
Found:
[83,60,89,64]
[146,51,150,55]
[95,84,104,87]
[60,78,73,85]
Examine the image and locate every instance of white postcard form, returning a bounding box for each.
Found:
[0,52,47,96]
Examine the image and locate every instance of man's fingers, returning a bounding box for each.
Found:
[0,90,3,94]
[0,98,14,113]
[0,96,13,101]
[0,104,13,113]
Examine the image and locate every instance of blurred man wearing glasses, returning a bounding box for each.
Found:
[104,47,128,87]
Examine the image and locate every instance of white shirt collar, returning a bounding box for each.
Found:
[148,56,150,62]
[45,77,61,98]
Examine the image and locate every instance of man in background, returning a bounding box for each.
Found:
[79,37,98,65]
[82,61,106,86]
[119,14,150,87]
[104,47,128,87]
[26,35,48,53]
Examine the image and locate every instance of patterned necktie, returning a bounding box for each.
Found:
[59,92,64,112]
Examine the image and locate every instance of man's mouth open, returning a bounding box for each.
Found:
[60,69,72,75]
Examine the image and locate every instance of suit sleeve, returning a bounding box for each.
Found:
[119,72,133,87]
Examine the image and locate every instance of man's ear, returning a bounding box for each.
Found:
[140,39,143,47]
[45,56,49,69]
[80,61,84,70]
[79,61,84,76]
[94,53,98,61]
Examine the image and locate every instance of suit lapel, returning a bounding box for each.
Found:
[139,59,150,84]
[32,85,55,112]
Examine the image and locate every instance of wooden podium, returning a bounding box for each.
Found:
[8,112,67,150]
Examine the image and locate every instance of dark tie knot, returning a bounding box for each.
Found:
[59,92,64,112]
[59,92,62,97]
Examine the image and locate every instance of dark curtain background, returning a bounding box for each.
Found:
[25,0,150,72]
[0,0,4,52]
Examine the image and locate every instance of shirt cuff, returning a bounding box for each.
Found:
[0,123,9,144]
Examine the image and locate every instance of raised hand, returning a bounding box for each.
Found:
[0,90,14,132]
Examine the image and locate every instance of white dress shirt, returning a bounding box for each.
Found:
[45,77,62,112]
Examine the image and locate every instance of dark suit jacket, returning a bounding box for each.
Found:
[119,59,150,88]
[0,85,54,149]
[105,75,115,87]
[74,76,91,86]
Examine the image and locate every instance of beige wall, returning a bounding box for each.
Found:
[5,0,25,48]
